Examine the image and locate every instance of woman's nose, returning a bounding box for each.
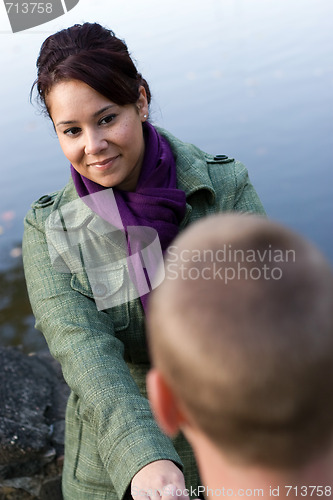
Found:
[84,130,108,155]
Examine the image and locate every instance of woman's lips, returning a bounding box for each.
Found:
[88,155,119,170]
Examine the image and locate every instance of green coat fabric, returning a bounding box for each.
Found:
[22,127,265,500]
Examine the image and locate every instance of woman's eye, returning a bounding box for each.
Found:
[64,127,81,136]
[100,114,116,125]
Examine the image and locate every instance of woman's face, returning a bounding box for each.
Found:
[47,79,149,191]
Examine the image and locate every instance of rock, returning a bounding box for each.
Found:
[39,476,63,500]
[0,347,53,466]
[0,347,70,500]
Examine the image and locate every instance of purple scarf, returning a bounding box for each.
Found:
[71,122,186,312]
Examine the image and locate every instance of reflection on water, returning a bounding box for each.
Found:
[0,252,46,353]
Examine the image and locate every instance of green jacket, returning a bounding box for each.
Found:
[23,128,265,500]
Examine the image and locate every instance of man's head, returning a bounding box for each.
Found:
[147,213,333,470]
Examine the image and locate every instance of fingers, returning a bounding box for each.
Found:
[132,493,150,500]
[132,483,189,500]
[131,486,158,500]
[131,485,162,500]
[160,483,189,500]
[130,460,188,500]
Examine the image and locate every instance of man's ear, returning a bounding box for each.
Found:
[147,368,186,437]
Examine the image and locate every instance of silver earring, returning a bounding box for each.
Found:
[144,114,147,119]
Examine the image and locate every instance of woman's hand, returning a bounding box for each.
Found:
[131,459,189,500]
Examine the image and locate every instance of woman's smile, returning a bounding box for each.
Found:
[47,79,149,191]
[87,155,120,170]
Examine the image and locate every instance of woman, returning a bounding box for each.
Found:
[23,22,265,500]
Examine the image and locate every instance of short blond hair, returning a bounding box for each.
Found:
[147,214,333,468]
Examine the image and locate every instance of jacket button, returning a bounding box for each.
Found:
[92,283,108,298]
[38,195,52,203]
[214,155,228,161]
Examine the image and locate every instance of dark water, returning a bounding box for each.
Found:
[0,0,332,351]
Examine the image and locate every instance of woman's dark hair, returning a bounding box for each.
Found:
[31,22,151,115]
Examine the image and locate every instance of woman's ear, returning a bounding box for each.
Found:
[147,368,186,437]
[137,85,149,121]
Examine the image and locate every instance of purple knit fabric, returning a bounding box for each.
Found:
[71,122,186,311]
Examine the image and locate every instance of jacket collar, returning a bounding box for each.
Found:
[53,179,91,230]
[156,126,216,204]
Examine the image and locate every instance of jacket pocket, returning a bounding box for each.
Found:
[70,267,130,331]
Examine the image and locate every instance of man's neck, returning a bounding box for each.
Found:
[185,428,333,499]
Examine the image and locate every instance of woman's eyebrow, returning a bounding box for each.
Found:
[93,104,116,118]
[56,105,116,127]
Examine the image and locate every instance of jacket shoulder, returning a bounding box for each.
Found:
[204,153,239,186]
[205,153,235,165]
[205,151,248,182]
[156,125,236,172]
[25,183,70,229]
[31,192,59,209]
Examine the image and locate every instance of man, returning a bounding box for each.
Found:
[147,213,333,499]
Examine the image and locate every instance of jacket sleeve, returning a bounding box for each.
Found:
[22,206,182,499]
